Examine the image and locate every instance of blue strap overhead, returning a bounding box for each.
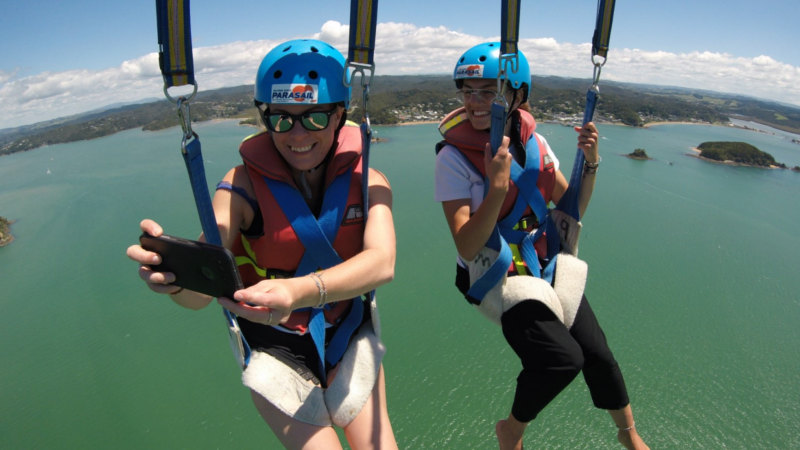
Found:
[346,0,379,304]
[592,0,616,60]
[500,0,522,59]
[155,0,251,368]
[347,0,379,68]
[490,0,522,157]
[156,0,196,90]
[555,89,598,222]
[554,0,616,224]
[181,137,221,245]
[490,102,507,157]
[264,171,365,384]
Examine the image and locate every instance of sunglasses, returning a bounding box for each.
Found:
[263,109,337,133]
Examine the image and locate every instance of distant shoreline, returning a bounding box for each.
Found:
[390,120,439,126]
[643,120,800,140]
[642,121,706,128]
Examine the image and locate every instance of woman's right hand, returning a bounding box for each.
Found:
[126,219,181,295]
[484,135,512,200]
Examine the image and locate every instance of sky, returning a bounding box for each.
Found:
[1,0,798,130]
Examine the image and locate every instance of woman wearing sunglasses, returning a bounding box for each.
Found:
[127,39,398,449]
[434,42,648,450]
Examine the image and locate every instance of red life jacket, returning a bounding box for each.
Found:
[438,107,556,269]
[233,125,366,333]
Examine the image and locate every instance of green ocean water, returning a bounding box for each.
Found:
[1,120,798,449]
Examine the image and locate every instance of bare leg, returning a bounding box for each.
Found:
[496,413,526,450]
[250,389,343,450]
[608,404,649,450]
[343,365,398,450]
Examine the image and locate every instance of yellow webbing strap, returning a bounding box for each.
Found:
[156,0,196,89]
[348,0,379,66]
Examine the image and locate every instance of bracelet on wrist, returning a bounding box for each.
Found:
[308,272,327,308]
[584,156,601,174]
[584,155,601,168]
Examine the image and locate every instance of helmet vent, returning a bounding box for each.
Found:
[479,56,486,62]
[273,70,282,79]
[308,70,319,80]
[310,46,319,53]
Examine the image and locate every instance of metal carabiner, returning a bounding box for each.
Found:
[163,82,198,105]
[343,61,375,89]
[361,83,372,130]
[591,53,607,88]
[496,53,519,112]
[176,96,194,142]
[345,60,375,131]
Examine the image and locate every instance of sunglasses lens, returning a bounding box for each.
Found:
[301,112,330,131]
[266,110,334,133]
[268,114,294,133]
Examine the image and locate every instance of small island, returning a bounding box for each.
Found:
[626,148,651,160]
[692,141,787,169]
[0,216,15,247]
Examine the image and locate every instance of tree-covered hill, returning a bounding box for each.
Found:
[697,141,784,168]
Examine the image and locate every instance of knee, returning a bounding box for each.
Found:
[502,300,585,375]
[539,341,584,377]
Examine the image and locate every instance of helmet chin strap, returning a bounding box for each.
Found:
[298,144,334,199]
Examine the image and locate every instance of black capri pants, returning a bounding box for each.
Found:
[501,297,630,422]
[456,266,630,422]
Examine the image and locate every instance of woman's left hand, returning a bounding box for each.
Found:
[574,121,599,164]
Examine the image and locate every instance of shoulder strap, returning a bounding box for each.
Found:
[264,171,363,385]
[467,134,551,301]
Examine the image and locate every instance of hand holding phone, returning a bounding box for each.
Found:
[139,233,243,299]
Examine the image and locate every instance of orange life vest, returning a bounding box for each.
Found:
[438,108,556,267]
[233,125,366,333]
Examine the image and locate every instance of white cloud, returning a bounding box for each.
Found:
[1,21,798,130]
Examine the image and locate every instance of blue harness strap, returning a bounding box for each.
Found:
[181,137,221,245]
[468,0,523,301]
[264,170,365,384]
[552,0,616,230]
[346,0,379,306]
[467,136,549,301]
[155,0,251,368]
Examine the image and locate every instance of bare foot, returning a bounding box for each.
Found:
[617,426,649,450]
[496,420,524,450]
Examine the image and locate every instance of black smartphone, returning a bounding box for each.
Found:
[139,233,243,299]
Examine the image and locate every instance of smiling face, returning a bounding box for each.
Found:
[267,103,344,172]
[460,79,517,131]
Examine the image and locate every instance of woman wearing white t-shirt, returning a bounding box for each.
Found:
[435,42,648,450]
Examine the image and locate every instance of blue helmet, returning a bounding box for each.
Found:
[254,39,350,107]
[453,42,530,96]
